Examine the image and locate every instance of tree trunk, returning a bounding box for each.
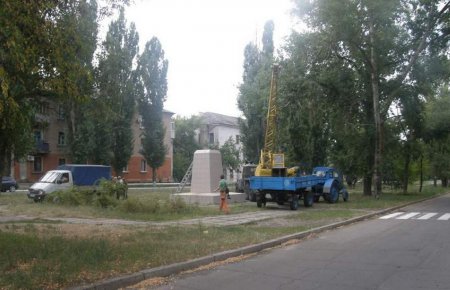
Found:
[363,173,372,196]
[419,155,423,193]
[402,143,410,194]
[369,17,382,198]
[152,167,157,186]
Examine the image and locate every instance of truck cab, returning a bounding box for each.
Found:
[27,170,73,201]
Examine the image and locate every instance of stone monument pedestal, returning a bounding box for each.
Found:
[173,149,246,205]
[191,150,222,193]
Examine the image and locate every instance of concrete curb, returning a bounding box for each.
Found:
[70,195,439,290]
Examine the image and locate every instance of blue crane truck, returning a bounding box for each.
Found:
[250,166,348,210]
[28,164,111,202]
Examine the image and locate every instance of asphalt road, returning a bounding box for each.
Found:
[152,193,450,290]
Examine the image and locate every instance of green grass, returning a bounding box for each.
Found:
[0,184,448,289]
[0,190,259,221]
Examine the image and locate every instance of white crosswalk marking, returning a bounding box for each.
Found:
[379,212,450,221]
[397,212,421,219]
[417,213,438,220]
[380,212,405,219]
[437,213,450,221]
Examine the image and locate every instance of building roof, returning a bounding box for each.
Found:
[199,112,239,128]
[163,109,175,115]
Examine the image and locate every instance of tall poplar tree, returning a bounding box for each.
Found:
[136,37,168,182]
[97,8,139,174]
[238,20,275,164]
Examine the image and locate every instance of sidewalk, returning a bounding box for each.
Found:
[0,210,298,227]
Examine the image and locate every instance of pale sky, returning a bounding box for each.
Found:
[125,0,295,118]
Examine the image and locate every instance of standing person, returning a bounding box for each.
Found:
[215,174,230,214]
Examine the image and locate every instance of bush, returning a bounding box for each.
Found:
[47,188,94,206]
[45,180,125,208]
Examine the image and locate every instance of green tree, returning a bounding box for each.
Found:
[97,8,139,174]
[425,91,450,187]
[291,0,450,196]
[220,137,241,178]
[136,37,169,183]
[0,2,56,174]
[238,20,275,164]
[172,116,201,181]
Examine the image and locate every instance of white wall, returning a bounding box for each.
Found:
[211,125,243,183]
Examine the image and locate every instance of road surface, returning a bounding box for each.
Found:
[151,193,450,290]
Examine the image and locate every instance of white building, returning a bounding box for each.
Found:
[197,112,242,181]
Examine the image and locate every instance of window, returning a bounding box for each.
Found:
[122,164,129,173]
[58,158,66,166]
[209,133,215,144]
[61,173,69,183]
[33,157,42,172]
[140,159,147,172]
[58,105,65,120]
[34,130,42,143]
[39,102,49,114]
[236,135,240,144]
[58,132,65,146]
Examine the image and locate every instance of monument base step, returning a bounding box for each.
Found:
[172,192,247,205]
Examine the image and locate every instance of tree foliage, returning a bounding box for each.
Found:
[0,1,171,181]
[238,20,275,164]
[172,116,201,181]
[237,1,450,194]
[96,8,139,173]
[220,137,241,175]
[136,37,169,182]
[279,0,450,194]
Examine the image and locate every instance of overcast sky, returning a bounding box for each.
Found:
[124,0,295,118]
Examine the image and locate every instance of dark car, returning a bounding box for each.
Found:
[1,176,18,192]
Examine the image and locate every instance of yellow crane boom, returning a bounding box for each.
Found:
[255,64,285,176]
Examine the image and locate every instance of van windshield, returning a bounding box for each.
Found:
[39,172,61,183]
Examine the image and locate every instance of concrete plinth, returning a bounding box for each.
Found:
[191,150,222,193]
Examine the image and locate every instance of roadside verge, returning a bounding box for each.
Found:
[70,195,440,290]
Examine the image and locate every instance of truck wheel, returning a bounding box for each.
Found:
[257,198,262,208]
[327,182,339,203]
[290,194,299,210]
[342,189,349,202]
[303,192,314,207]
[256,193,266,208]
[249,191,257,202]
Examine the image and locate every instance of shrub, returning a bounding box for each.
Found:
[47,188,97,206]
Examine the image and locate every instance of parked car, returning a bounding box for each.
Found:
[1,176,18,192]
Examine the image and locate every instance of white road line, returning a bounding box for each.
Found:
[397,212,421,220]
[379,212,405,219]
[437,213,450,221]
[417,213,438,220]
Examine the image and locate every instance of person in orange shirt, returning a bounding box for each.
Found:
[215,174,230,214]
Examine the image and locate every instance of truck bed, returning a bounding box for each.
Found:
[250,175,325,192]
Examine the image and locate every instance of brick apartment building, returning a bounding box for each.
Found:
[12,101,174,183]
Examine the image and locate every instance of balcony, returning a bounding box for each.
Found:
[34,141,50,154]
